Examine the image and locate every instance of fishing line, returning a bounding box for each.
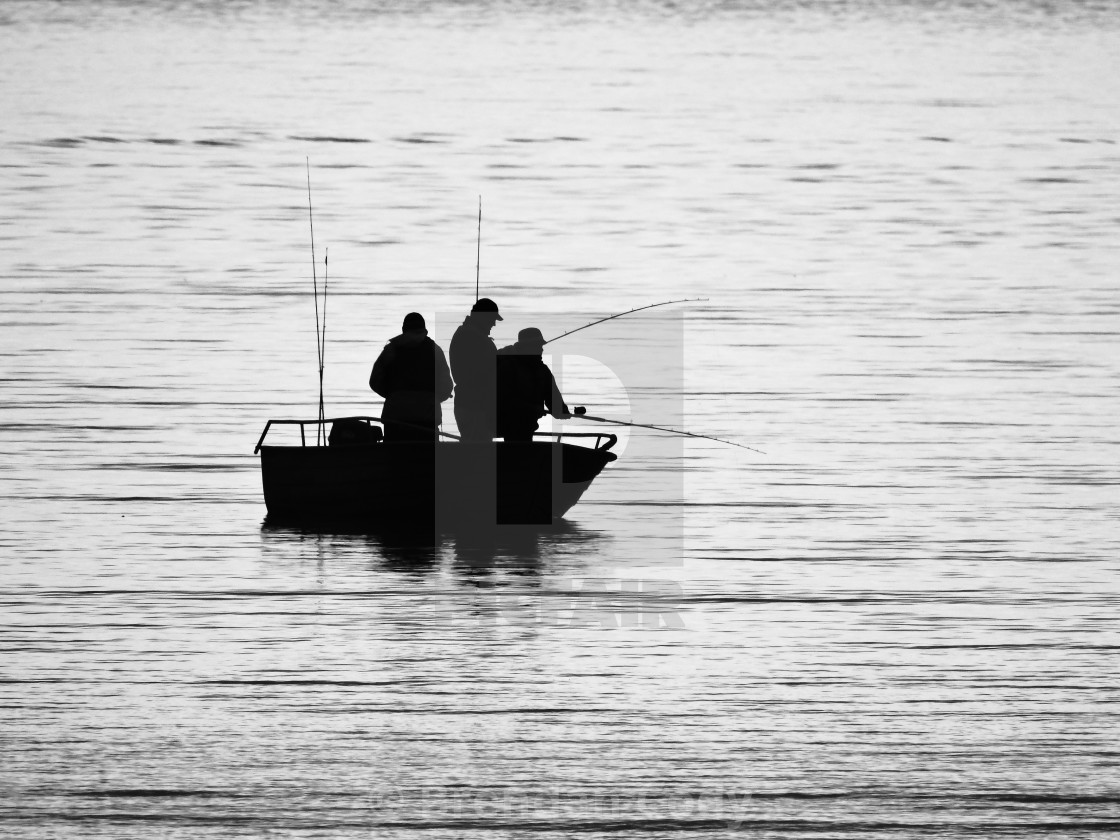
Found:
[575,411,765,454]
[543,298,708,345]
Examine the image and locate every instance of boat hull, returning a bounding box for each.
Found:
[259,440,615,529]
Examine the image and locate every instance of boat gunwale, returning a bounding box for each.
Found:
[254,415,618,455]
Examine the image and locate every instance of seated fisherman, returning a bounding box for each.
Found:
[369,312,453,442]
[496,327,571,442]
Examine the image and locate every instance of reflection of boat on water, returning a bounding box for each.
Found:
[255,416,618,528]
[259,514,607,573]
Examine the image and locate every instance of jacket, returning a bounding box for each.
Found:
[369,332,453,425]
[496,347,568,430]
[449,318,497,409]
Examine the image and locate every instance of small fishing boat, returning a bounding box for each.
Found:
[257,180,705,531]
[254,416,618,528]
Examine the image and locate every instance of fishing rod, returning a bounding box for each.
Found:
[305,158,324,445]
[319,248,328,438]
[571,407,765,454]
[475,195,481,302]
[543,298,708,345]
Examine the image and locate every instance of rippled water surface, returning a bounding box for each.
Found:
[2,1,1119,836]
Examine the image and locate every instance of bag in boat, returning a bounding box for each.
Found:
[328,418,382,447]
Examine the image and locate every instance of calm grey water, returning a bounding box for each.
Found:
[2,1,1120,836]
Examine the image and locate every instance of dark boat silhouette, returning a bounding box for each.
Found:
[255,416,618,527]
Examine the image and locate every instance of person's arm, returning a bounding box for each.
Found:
[434,344,454,403]
[449,330,471,390]
[543,364,570,418]
[369,345,394,397]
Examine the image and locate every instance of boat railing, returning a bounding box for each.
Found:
[255,417,616,454]
[530,431,617,451]
[254,416,388,453]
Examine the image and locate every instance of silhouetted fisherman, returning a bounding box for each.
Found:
[496,327,571,442]
[369,312,453,442]
[449,298,502,441]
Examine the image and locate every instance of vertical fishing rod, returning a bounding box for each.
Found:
[475,195,481,302]
[319,248,328,437]
[306,158,323,445]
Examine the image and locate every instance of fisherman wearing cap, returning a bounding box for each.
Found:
[496,327,571,442]
[449,298,503,441]
[369,312,454,442]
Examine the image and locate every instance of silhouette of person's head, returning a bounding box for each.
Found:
[515,327,546,356]
[402,312,427,335]
[469,298,502,335]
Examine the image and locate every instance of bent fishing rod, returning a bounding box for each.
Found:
[543,298,708,345]
[570,407,765,454]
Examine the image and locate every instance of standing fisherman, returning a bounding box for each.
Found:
[369,312,453,442]
[496,327,571,442]
[449,298,503,441]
